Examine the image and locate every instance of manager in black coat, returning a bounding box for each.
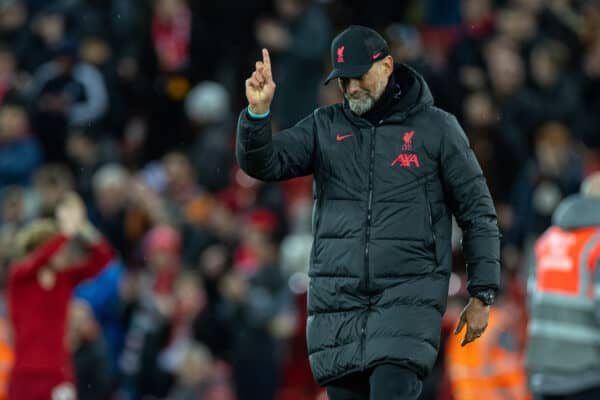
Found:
[236,25,500,400]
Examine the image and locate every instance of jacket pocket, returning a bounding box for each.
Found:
[422,184,438,263]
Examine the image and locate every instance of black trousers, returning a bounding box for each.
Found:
[326,364,423,400]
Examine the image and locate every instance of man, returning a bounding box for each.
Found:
[526,172,600,400]
[236,25,500,399]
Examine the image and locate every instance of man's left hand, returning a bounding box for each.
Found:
[454,297,490,346]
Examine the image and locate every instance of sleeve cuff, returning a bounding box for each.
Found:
[247,106,270,119]
[468,285,498,297]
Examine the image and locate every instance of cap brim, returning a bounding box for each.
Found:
[324,64,372,85]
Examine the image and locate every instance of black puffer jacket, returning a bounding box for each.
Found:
[236,65,500,385]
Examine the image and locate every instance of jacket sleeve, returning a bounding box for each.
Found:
[65,239,114,285]
[236,108,316,181]
[8,234,69,283]
[440,114,501,294]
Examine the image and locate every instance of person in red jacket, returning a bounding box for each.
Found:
[7,192,113,400]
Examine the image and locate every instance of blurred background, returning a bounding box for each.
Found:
[0,0,599,399]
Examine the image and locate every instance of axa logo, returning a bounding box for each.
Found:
[391,153,420,168]
[402,130,414,151]
[337,46,345,63]
[336,133,352,141]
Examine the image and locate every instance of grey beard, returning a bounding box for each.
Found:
[346,96,376,115]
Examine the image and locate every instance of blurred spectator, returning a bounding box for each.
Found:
[118,224,182,398]
[447,0,495,99]
[74,258,126,380]
[188,245,232,360]
[154,271,205,373]
[168,342,236,400]
[17,4,70,74]
[32,163,74,218]
[141,0,195,162]
[141,223,181,295]
[77,33,126,136]
[89,163,130,258]
[162,151,200,210]
[0,95,41,190]
[516,39,580,140]
[221,224,295,400]
[461,90,518,203]
[120,175,172,249]
[505,122,583,253]
[29,38,109,162]
[7,193,113,399]
[483,36,529,167]
[150,0,192,74]
[256,0,332,128]
[185,81,234,193]
[0,0,27,55]
[139,270,223,398]
[68,299,113,400]
[66,126,107,203]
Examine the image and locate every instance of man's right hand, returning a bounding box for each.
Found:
[245,48,276,115]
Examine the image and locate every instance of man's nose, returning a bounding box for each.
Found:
[346,79,361,94]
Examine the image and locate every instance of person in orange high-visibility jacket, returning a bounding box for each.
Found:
[0,319,14,400]
[446,296,531,400]
[526,172,600,400]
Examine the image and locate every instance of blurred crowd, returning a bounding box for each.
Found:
[0,0,599,399]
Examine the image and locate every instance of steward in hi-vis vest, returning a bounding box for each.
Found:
[526,172,600,399]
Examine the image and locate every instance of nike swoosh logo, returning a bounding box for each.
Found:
[372,52,382,60]
[336,134,353,141]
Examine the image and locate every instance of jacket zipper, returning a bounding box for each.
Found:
[361,124,377,370]
[364,125,376,292]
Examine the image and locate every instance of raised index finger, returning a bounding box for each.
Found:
[262,48,272,80]
[262,48,271,68]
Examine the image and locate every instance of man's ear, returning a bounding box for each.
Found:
[384,55,394,79]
